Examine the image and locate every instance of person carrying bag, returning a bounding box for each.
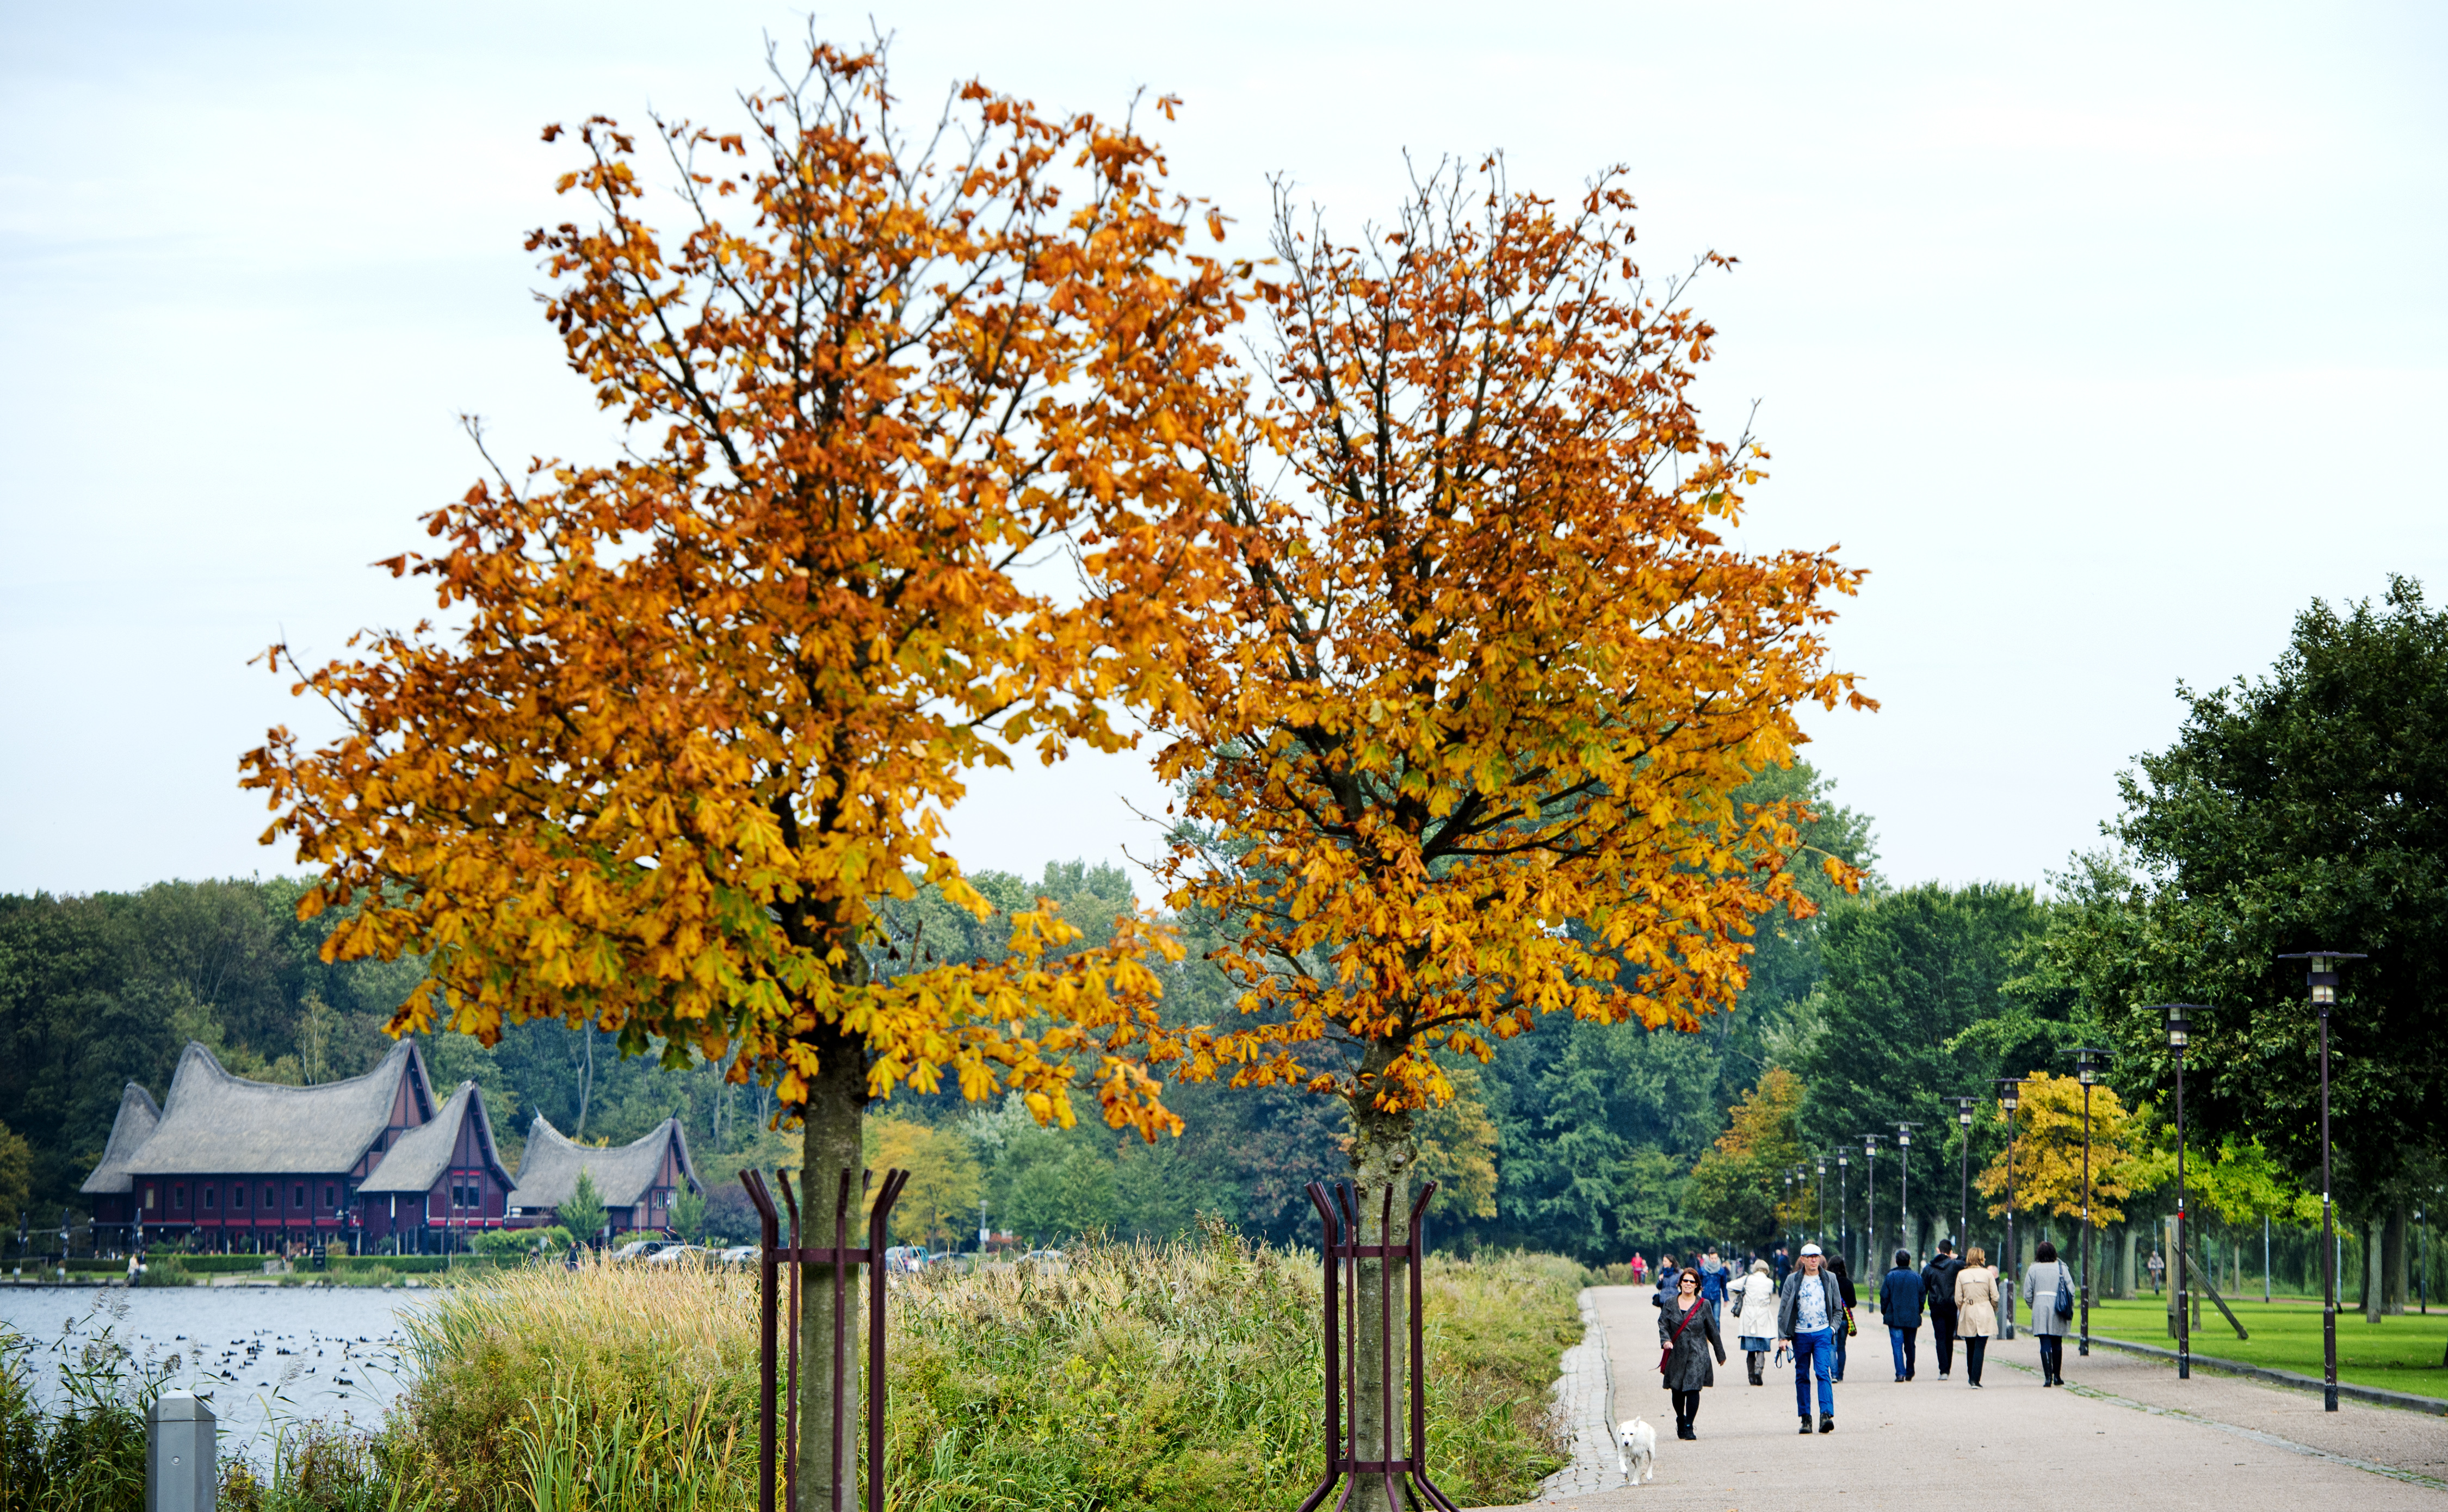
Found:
[1657,1267,1727,1440]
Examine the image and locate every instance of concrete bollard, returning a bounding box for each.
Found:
[147,1390,217,1512]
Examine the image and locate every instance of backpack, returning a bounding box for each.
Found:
[2053,1264,2075,1322]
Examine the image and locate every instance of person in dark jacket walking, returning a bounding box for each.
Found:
[1825,1253,1859,1382]
[1698,1250,1728,1307]
[1878,1249,1925,1381]
[1659,1266,1727,1439]
[1920,1241,1964,1379]
[1777,1242,1846,1433]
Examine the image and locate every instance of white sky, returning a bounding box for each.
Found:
[4,2,2443,898]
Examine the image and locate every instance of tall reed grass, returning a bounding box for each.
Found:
[391,1225,1582,1512]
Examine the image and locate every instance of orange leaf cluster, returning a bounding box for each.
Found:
[1157,164,1873,1117]
[239,41,1247,1136]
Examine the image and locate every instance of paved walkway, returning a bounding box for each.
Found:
[1476,1287,2448,1510]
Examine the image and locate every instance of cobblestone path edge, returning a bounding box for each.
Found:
[1535,1288,1617,1498]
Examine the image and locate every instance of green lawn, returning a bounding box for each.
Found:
[2082,1297,2448,1399]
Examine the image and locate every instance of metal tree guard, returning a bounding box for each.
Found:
[1299,1180,1461,1512]
[740,1165,910,1512]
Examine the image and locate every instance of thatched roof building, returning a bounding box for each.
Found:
[507,1114,701,1235]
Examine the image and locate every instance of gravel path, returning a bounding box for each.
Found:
[1474,1285,2448,1510]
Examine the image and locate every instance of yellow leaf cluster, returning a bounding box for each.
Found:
[239,42,1243,1138]
[1155,167,1871,1118]
[1974,1072,2146,1228]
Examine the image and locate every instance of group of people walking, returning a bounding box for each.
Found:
[1648,1236,2081,1442]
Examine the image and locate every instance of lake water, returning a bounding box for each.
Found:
[0,1285,434,1457]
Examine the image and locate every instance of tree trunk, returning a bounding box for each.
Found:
[2383,1204,2407,1316]
[1345,1053,1417,1512]
[2364,1218,2383,1325]
[795,1017,870,1512]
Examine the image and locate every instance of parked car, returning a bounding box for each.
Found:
[644,1244,711,1267]
[716,1244,761,1266]
[611,1238,674,1262]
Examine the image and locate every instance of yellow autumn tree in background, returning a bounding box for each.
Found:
[1154,164,1868,1504]
[239,38,1246,1511]
[1976,1071,2147,1228]
[1686,1068,1812,1246]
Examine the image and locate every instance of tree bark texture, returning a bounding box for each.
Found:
[2383,1205,2407,1315]
[2365,1218,2384,1324]
[795,1017,870,1512]
[1345,1058,1415,1512]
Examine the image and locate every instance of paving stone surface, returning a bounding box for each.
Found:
[1474,1286,2448,1510]
[1535,1290,1618,1498]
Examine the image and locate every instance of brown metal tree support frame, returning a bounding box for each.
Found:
[1299,1179,1462,1512]
[740,1166,910,1512]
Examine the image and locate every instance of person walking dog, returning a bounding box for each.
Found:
[1954,1244,2000,1387]
[1878,1248,1925,1381]
[1659,1265,1728,1439]
[1921,1241,1964,1379]
[1777,1242,1845,1433]
[2023,1241,2075,1385]
[1732,1257,1778,1384]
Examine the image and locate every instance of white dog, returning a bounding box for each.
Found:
[1615,1417,1657,1485]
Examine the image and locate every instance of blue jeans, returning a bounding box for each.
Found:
[1832,1318,1849,1381]
[1791,1329,1836,1418]
[1889,1324,1918,1379]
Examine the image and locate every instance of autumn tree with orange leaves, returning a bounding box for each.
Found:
[240,39,1244,1509]
[1155,165,1868,1492]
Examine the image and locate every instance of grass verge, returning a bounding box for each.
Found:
[2085,1297,2448,1398]
[391,1225,1583,1511]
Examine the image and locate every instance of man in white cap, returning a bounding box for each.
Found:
[1776,1242,1845,1434]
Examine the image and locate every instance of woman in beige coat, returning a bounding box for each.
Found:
[1953,1245,2000,1387]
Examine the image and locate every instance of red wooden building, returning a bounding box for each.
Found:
[506,1114,701,1240]
[84,1039,512,1255]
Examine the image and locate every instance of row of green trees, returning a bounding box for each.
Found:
[1673,580,2448,1319]
[7,585,2445,1302]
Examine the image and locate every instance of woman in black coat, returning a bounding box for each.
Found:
[1659,1267,1728,1440]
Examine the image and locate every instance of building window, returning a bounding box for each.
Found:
[324,1183,336,1209]
[451,1183,479,1210]
[174,1185,186,1211]
[233,1185,246,1210]
[145,1186,157,1210]
[264,1185,276,1210]
[293,1184,306,1209]
[205,1186,218,1211]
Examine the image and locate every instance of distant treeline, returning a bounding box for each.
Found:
[0,764,1878,1260]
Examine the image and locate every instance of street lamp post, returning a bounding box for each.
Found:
[1859,1135,1884,1273]
[2279,951,2364,1411]
[2069,1047,2112,1358]
[1815,1154,1829,1247]
[2154,1005,2204,1381]
[1838,1152,1852,1274]
[1997,1080,2023,1340]
[1951,1097,1977,1254]
[1896,1123,1921,1262]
